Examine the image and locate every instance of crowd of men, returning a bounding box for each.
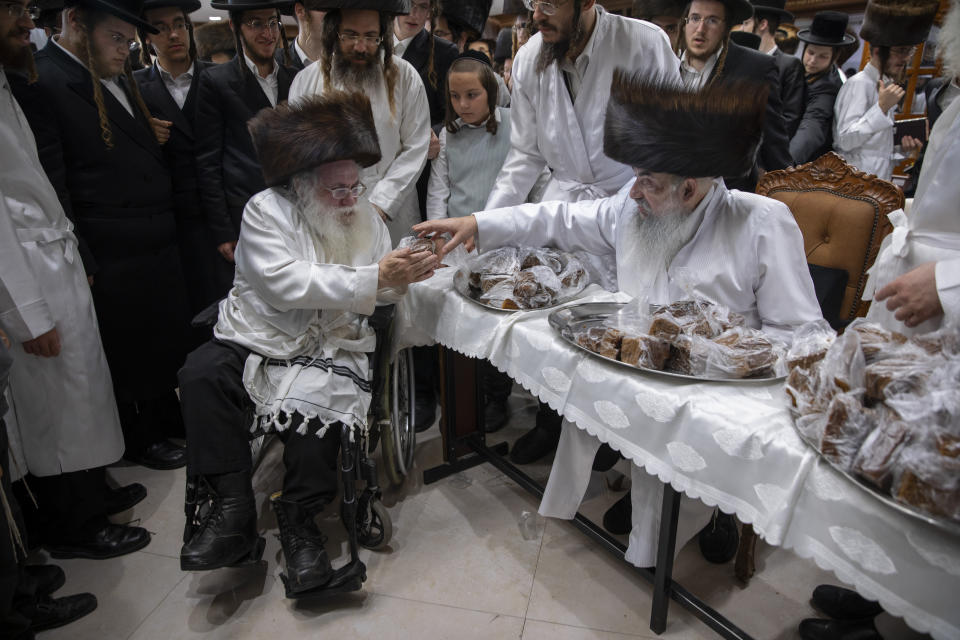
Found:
[1,0,958,636]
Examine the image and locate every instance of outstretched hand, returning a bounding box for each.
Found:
[412,215,479,258]
[874,262,943,328]
[378,248,439,289]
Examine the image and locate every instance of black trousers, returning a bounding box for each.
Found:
[14,466,111,545]
[117,389,185,456]
[179,339,342,515]
[1,419,34,640]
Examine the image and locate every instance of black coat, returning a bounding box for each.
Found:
[924,77,950,127]
[710,41,794,191]
[12,41,190,401]
[194,57,297,247]
[274,45,306,72]
[135,60,231,314]
[789,65,843,165]
[772,48,805,138]
[402,28,459,126]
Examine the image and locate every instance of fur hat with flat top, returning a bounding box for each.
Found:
[248,92,382,187]
[603,68,767,179]
[859,0,940,47]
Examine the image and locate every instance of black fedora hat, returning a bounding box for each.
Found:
[64,0,160,32]
[730,30,761,49]
[210,0,296,12]
[750,0,792,22]
[309,0,409,13]
[141,0,200,13]
[797,11,855,46]
[709,0,753,27]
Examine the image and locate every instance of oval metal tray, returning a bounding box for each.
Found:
[548,302,786,385]
[793,426,960,536]
[453,268,586,313]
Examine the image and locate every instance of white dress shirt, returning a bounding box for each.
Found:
[157,60,194,110]
[393,33,415,57]
[294,38,314,65]
[833,62,897,180]
[679,46,722,91]
[245,54,279,106]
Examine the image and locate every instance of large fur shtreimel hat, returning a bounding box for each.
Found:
[859,0,940,46]
[248,92,382,188]
[603,69,767,179]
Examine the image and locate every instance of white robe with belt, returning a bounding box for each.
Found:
[0,68,123,477]
[833,63,898,181]
[288,56,430,246]
[865,95,960,334]
[476,181,822,566]
[484,7,681,289]
[214,189,404,432]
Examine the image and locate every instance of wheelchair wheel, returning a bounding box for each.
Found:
[354,495,392,550]
[390,348,417,479]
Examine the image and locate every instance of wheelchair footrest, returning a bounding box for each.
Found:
[283,559,367,599]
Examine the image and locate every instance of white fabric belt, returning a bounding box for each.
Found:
[15,226,78,265]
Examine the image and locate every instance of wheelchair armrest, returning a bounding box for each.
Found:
[191,298,224,328]
[368,304,396,332]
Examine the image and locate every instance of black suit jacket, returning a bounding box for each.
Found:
[772,48,805,138]
[924,77,950,127]
[710,42,794,190]
[402,28,459,126]
[789,65,843,165]
[274,45,306,72]
[194,57,297,246]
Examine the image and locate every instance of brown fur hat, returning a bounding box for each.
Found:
[859,0,940,47]
[248,92,381,187]
[603,69,767,178]
[633,0,686,19]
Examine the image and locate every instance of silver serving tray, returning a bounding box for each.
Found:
[453,268,586,313]
[548,302,785,384]
[793,427,960,536]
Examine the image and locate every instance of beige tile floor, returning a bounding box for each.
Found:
[34,390,931,640]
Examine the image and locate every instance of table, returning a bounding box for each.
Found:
[393,268,960,640]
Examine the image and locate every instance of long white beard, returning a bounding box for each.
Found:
[291,179,375,266]
[625,195,706,296]
[939,1,960,81]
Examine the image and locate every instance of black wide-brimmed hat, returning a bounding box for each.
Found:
[859,0,939,46]
[494,27,512,62]
[604,68,766,178]
[248,91,381,187]
[210,0,296,13]
[730,30,761,49]
[442,0,491,37]
[798,11,855,46]
[36,0,64,10]
[141,0,200,13]
[309,0,409,13]
[633,0,686,19]
[64,0,159,32]
[708,0,753,28]
[749,0,792,22]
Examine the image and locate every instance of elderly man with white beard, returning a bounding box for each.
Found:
[415,70,822,569]
[177,92,438,598]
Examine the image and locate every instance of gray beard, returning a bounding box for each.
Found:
[626,198,705,293]
[939,1,960,81]
[290,179,375,266]
[331,48,383,88]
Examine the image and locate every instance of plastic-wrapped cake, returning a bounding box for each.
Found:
[462,247,589,310]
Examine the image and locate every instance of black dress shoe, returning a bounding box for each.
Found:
[698,512,739,564]
[592,443,620,472]
[23,564,65,597]
[125,440,186,470]
[602,492,632,535]
[414,393,437,433]
[799,617,881,640]
[483,398,510,433]
[812,585,884,620]
[509,424,561,464]
[46,524,151,560]
[30,593,98,632]
[104,482,147,515]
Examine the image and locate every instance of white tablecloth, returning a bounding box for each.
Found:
[393,268,960,640]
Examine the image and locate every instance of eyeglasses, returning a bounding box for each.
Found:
[409,1,430,16]
[3,1,38,20]
[515,21,528,30]
[324,182,366,200]
[889,45,917,58]
[106,31,136,50]
[243,18,280,33]
[152,19,188,35]
[338,32,383,46]
[523,0,567,16]
[685,14,724,28]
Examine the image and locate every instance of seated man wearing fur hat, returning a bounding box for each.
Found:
[414,71,821,569]
[177,92,438,597]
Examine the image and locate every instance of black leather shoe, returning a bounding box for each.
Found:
[104,482,147,515]
[799,617,881,640]
[593,443,620,472]
[812,585,884,621]
[30,593,98,632]
[509,424,561,464]
[483,398,510,433]
[414,393,436,433]
[271,496,333,596]
[125,440,186,470]
[181,472,263,571]
[602,492,632,535]
[23,564,65,597]
[698,512,739,564]
[46,523,150,560]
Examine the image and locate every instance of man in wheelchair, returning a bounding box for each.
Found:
[176,92,438,597]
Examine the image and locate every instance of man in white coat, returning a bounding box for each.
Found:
[0,0,151,561]
[178,93,437,598]
[288,0,430,246]
[832,0,937,180]
[481,0,681,464]
[416,71,822,569]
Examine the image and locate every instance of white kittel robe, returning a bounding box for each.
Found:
[833,63,898,181]
[864,95,960,335]
[288,55,430,246]
[484,7,681,289]
[214,189,404,432]
[0,67,123,477]
[476,180,822,566]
